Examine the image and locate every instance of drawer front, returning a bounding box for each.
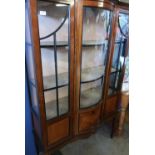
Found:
[79,107,100,133]
[47,118,69,145]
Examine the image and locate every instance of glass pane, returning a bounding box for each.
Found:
[118,13,129,37]
[109,13,129,96]
[26,46,36,85]
[37,1,69,119]
[29,84,39,114]
[81,79,103,108]
[57,46,69,87]
[25,4,39,116]
[25,4,31,43]
[44,90,57,120]
[111,43,124,71]
[38,1,69,45]
[41,47,69,90]
[108,72,120,95]
[58,86,69,116]
[80,7,111,108]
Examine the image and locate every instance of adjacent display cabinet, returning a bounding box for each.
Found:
[25,0,129,154]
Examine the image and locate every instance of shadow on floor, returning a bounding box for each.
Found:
[61,123,129,155]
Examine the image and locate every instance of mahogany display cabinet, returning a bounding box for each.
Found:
[25,0,128,154]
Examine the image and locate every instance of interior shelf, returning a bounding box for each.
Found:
[80,85,102,108]
[30,66,117,90]
[81,65,116,82]
[40,40,109,47]
[81,65,105,82]
[40,41,68,47]
[45,96,69,120]
[45,85,102,120]
[82,40,108,46]
[43,73,68,90]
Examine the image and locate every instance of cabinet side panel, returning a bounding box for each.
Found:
[104,95,118,118]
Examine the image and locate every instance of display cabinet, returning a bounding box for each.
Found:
[103,5,129,118]
[26,0,128,154]
[74,0,115,135]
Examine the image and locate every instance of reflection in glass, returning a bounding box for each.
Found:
[37,1,70,119]
[80,79,103,108]
[26,46,36,85]
[108,13,129,96]
[44,90,57,120]
[80,7,111,108]
[38,1,69,45]
[26,4,39,115]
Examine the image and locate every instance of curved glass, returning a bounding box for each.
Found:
[80,7,111,108]
[108,13,129,96]
[118,13,129,37]
[37,1,70,120]
[26,5,39,115]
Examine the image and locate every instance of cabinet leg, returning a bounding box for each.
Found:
[111,117,116,138]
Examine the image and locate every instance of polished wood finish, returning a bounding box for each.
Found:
[102,4,128,121]
[83,0,114,10]
[29,0,48,149]
[79,105,100,133]
[47,118,69,145]
[115,91,129,136]
[104,95,118,118]
[26,0,129,154]
[74,0,83,136]
[101,6,118,121]
[112,91,129,136]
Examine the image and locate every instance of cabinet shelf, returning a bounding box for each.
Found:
[80,86,102,108]
[45,96,68,120]
[29,66,117,91]
[40,40,109,48]
[81,65,117,83]
[82,40,108,46]
[43,73,68,91]
[45,85,102,119]
[40,41,69,47]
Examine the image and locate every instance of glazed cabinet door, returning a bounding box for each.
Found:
[28,0,75,148]
[108,11,129,96]
[75,0,114,133]
[37,1,70,120]
[26,1,42,142]
[104,8,129,118]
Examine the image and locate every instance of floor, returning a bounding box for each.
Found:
[60,123,129,155]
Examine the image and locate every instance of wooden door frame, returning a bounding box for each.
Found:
[74,0,115,135]
[102,4,129,120]
[29,0,75,151]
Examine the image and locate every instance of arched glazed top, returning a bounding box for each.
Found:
[118,13,129,38]
[37,1,69,40]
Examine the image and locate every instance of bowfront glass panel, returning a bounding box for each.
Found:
[80,7,111,108]
[37,1,70,120]
[108,13,129,96]
[26,4,39,115]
